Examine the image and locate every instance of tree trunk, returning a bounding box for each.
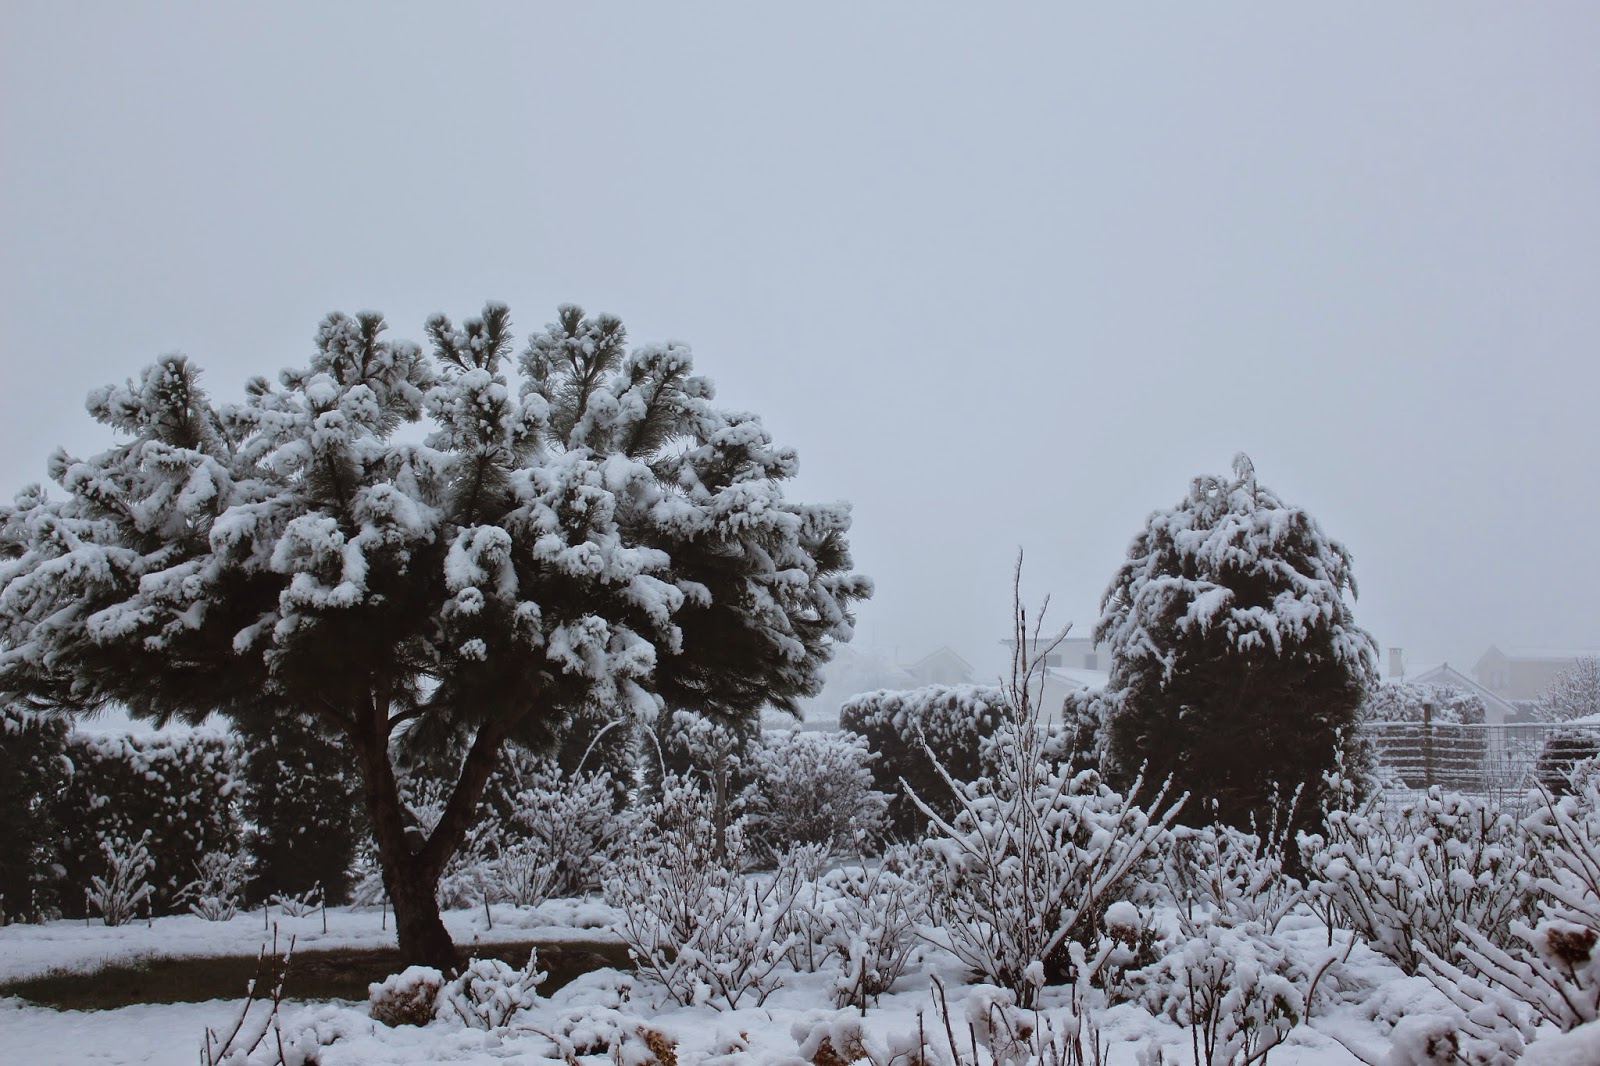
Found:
[346,690,514,973]
[353,734,461,972]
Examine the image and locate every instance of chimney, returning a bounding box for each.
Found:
[1389,647,1404,679]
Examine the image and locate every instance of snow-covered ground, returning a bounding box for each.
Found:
[0,900,1540,1066]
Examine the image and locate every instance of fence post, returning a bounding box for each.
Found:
[1422,700,1435,789]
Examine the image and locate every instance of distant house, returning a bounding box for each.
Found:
[903,646,974,688]
[1473,646,1599,703]
[1001,636,1111,673]
[1404,663,1519,726]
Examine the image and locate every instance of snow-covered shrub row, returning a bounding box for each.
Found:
[840,683,1007,840]
[0,705,71,922]
[56,729,243,918]
[1298,781,1540,977]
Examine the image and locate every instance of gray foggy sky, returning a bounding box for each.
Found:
[2,4,1596,686]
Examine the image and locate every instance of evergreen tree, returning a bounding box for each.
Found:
[0,303,868,968]
[0,706,71,922]
[237,711,364,904]
[1095,454,1377,837]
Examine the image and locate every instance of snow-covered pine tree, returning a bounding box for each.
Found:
[1095,454,1377,840]
[0,303,869,969]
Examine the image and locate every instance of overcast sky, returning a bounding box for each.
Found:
[2,4,1596,687]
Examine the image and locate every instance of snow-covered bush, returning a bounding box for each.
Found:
[1414,779,1600,1057]
[179,850,249,921]
[841,683,1007,840]
[269,886,322,918]
[1539,728,1600,796]
[1140,922,1305,1066]
[57,730,242,917]
[85,832,155,926]
[200,933,325,1066]
[917,576,1182,1008]
[607,773,805,1009]
[1299,783,1539,975]
[1169,813,1303,936]
[0,705,71,923]
[369,965,444,1027]
[495,762,628,904]
[746,728,890,860]
[439,951,546,1029]
[808,848,928,1010]
[1096,454,1378,841]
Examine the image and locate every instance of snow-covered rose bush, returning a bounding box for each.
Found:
[1299,783,1539,976]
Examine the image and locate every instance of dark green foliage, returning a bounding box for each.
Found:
[1538,728,1600,795]
[0,707,72,922]
[1095,455,1378,840]
[237,712,365,905]
[0,302,866,967]
[840,684,1006,839]
[56,731,242,917]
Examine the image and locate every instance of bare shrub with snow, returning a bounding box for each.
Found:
[1139,921,1305,1066]
[1169,812,1303,937]
[606,773,806,1009]
[179,849,249,922]
[439,951,546,1029]
[1298,782,1539,976]
[85,831,155,926]
[1410,778,1600,1062]
[795,847,929,1011]
[916,566,1182,1009]
[745,728,890,860]
[493,762,627,906]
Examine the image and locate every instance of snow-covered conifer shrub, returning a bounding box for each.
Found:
[1096,454,1378,842]
[745,728,890,860]
[840,684,1007,840]
[1299,783,1539,976]
[0,705,71,922]
[606,773,804,1009]
[439,951,546,1029]
[179,850,249,921]
[369,965,444,1027]
[1539,728,1600,796]
[85,831,155,926]
[57,730,242,917]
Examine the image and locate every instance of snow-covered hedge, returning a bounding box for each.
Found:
[56,729,243,918]
[744,728,889,860]
[0,706,72,922]
[840,684,1006,840]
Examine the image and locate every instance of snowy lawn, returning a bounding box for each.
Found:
[0,898,1531,1066]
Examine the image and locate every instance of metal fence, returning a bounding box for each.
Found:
[1362,718,1600,814]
